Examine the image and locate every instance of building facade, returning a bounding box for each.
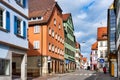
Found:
[28,0,64,77]
[107,3,117,77]
[62,13,76,72]
[75,42,81,70]
[114,0,120,78]
[97,27,108,70]
[0,0,28,80]
[91,42,98,70]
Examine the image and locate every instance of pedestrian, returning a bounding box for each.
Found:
[103,66,106,74]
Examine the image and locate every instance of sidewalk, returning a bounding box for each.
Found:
[95,72,118,80]
[30,73,67,80]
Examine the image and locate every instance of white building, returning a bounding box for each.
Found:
[75,42,81,70]
[97,27,108,70]
[0,0,28,80]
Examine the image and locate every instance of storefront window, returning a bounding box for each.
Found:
[0,59,10,75]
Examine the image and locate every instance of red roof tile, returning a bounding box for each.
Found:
[28,0,62,25]
[62,13,71,21]
[97,27,107,41]
[91,41,98,50]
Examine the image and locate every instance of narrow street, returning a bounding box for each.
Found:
[33,69,117,80]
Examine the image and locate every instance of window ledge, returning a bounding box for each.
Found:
[0,27,8,32]
[15,1,24,8]
[16,34,24,39]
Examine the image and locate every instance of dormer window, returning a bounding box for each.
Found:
[29,16,43,22]
[33,17,36,20]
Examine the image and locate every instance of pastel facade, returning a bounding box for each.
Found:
[91,42,98,70]
[62,13,76,72]
[28,0,64,76]
[97,27,108,70]
[75,42,81,70]
[0,0,28,80]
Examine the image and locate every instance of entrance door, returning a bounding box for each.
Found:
[12,62,16,75]
[48,62,50,73]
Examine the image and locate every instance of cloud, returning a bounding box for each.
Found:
[57,0,113,60]
[77,13,87,19]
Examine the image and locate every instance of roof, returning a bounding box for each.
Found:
[62,13,71,21]
[91,41,98,50]
[97,27,107,41]
[109,3,114,9]
[28,0,62,25]
[76,42,80,49]
[82,57,87,62]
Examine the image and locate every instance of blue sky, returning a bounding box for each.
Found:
[56,0,114,60]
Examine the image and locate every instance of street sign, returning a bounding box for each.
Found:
[99,59,104,63]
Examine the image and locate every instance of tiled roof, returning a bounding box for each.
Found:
[28,0,62,25]
[82,57,87,62]
[62,13,71,21]
[91,41,98,50]
[76,42,80,49]
[97,27,107,41]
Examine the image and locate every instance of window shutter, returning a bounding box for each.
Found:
[23,0,26,8]
[6,11,10,32]
[23,21,26,38]
[14,16,17,34]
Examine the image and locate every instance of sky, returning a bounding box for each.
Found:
[56,0,114,61]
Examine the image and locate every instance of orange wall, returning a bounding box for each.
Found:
[27,6,64,60]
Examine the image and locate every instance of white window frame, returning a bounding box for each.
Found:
[17,18,23,36]
[49,28,51,35]
[33,41,40,49]
[34,25,40,33]
[55,33,58,39]
[49,43,51,51]
[55,47,57,53]
[58,48,60,54]
[58,24,61,29]
[52,45,54,52]
[0,7,6,29]
[52,30,54,37]
[58,35,60,41]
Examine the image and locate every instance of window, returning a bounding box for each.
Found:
[58,35,60,41]
[55,33,58,39]
[34,25,40,33]
[58,24,61,29]
[54,18,56,26]
[60,38,62,43]
[0,9,3,28]
[0,8,10,32]
[14,16,26,38]
[48,43,51,51]
[15,0,26,8]
[52,45,54,52]
[99,42,103,47]
[100,54,103,58]
[55,47,57,53]
[33,41,40,49]
[17,18,21,35]
[0,59,10,75]
[52,30,54,37]
[49,28,51,35]
[58,48,60,54]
